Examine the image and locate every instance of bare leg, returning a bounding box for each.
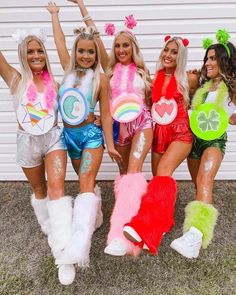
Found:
[45,150,67,200]
[115,144,131,175]
[155,141,192,176]
[187,158,201,187]
[127,128,153,173]
[22,164,47,199]
[151,152,162,176]
[71,159,81,175]
[79,146,103,192]
[195,147,223,204]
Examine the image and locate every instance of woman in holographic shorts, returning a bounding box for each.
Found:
[0,29,76,285]
[123,36,195,255]
[47,1,121,276]
[171,31,236,259]
[74,0,153,257]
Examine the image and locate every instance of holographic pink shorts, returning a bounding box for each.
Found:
[115,107,152,146]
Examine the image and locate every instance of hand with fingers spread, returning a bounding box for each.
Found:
[47,1,60,14]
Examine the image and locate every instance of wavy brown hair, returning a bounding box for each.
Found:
[200,42,236,104]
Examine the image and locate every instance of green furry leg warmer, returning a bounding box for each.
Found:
[183,201,219,249]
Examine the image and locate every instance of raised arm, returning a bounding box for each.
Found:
[187,71,200,99]
[0,51,19,89]
[67,0,109,71]
[47,2,70,71]
[99,74,122,163]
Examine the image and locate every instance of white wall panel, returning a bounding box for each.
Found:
[0,0,236,180]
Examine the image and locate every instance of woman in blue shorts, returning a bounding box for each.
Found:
[47,1,121,275]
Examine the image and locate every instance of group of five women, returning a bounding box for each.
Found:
[0,0,235,286]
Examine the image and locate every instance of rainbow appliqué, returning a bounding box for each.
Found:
[17,100,55,135]
[26,103,49,126]
[110,93,143,123]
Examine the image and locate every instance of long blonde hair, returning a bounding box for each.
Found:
[11,36,56,106]
[106,31,152,105]
[63,26,101,107]
[156,37,189,105]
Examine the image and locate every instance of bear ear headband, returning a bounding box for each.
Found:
[202,29,231,58]
[164,35,189,47]
[12,28,47,44]
[104,15,137,36]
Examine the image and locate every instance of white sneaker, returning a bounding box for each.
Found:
[170,227,203,258]
[104,238,127,256]
[57,264,75,285]
[123,225,149,250]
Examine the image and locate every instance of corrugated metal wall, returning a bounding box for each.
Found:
[0,0,235,180]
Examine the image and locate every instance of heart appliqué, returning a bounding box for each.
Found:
[151,97,177,125]
[155,102,174,118]
[26,103,49,126]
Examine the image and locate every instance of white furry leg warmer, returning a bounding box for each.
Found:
[31,194,50,236]
[56,192,99,267]
[47,196,73,259]
[47,196,75,286]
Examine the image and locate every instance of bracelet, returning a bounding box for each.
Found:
[82,14,92,22]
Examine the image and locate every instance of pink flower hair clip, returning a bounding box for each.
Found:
[104,15,137,36]
[164,35,189,47]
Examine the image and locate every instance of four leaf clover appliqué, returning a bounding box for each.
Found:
[197,109,220,132]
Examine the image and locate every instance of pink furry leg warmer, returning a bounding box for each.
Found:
[107,173,147,256]
[125,176,177,254]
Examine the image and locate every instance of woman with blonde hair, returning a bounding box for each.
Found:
[47,2,121,271]
[123,36,194,255]
[69,0,153,257]
[0,29,75,285]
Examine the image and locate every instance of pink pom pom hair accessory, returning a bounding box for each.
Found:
[125,15,137,30]
[104,15,137,36]
[104,23,116,36]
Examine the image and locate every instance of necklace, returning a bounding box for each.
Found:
[75,67,88,73]
[32,70,44,76]
[192,80,228,110]
[211,77,222,91]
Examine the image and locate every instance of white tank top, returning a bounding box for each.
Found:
[205,91,236,117]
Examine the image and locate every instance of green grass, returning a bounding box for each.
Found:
[0,181,235,295]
